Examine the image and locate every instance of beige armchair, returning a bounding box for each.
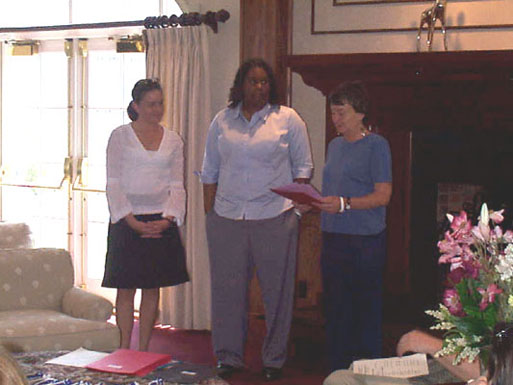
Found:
[0,248,119,352]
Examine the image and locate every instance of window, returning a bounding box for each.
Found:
[0,1,183,27]
[0,1,182,302]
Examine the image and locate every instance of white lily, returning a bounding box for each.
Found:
[479,203,489,226]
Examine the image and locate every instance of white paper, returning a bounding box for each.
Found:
[352,353,429,378]
[45,347,110,367]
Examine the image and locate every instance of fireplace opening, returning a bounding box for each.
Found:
[408,129,513,324]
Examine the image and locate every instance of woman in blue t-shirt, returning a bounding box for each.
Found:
[312,81,392,372]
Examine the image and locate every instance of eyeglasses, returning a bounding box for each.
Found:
[495,326,513,343]
[247,78,269,87]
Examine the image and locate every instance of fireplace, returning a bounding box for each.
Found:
[287,50,513,322]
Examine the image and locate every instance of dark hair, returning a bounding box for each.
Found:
[127,78,162,121]
[328,80,370,119]
[488,322,513,385]
[228,58,279,108]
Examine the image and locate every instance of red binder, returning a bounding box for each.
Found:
[271,183,322,204]
[86,349,171,377]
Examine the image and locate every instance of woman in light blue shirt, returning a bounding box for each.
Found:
[201,58,313,381]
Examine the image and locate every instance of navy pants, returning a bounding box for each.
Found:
[321,230,387,371]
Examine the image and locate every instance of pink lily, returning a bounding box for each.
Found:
[443,288,465,316]
[446,267,466,285]
[492,226,503,239]
[489,209,505,224]
[438,238,463,264]
[450,213,473,241]
[477,284,503,311]
[472,224,490,242]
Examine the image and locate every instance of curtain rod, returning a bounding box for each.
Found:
[0,9,230,35]
[144,9,230,33]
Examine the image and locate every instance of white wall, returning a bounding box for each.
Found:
[291,0,513,188]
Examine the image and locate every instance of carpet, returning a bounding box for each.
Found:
[15,350,229,385]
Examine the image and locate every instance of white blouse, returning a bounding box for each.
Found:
[106,123,186,225]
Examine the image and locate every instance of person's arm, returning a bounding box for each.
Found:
[288,109,314,182]
[200,114,222,214]
[313,182,392,214]
[203,183,218,214]
[396,330,481,381]
[106,128,133,223]
[162,132,186,226]
[468,376,488,385]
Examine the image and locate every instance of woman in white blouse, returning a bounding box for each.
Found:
[102,79,189,351]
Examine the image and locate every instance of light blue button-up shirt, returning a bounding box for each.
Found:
[201,103,313,220]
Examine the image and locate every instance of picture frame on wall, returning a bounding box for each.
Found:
[333,0,426,5]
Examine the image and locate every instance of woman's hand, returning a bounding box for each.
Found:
[141,218,175,238]
[124,214,174,238]
[125,217,161,238]
[293,201,313,215]
[312,196,342,214]
[467,377,488,385]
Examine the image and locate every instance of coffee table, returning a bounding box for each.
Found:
[15,350,229,385]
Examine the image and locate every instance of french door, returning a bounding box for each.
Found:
[0,37,145,303]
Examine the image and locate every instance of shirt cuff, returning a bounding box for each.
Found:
[293,167,313,180]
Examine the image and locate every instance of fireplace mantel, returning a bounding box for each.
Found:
[286,50,513,95]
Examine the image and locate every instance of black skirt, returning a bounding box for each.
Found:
[102,213,190,289]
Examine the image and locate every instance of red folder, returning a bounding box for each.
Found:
[271,183,322,204]
[86,349,171,377]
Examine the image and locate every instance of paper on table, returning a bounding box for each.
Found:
[45,347,109,368]
[352,353,429,378]
[270,183,322,204]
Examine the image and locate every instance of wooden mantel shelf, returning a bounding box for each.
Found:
[285,50,513,95]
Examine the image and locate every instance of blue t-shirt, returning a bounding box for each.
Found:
[321,133,392,235]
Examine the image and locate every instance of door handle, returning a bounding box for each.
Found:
[0,157,72,190]
[71,157,105,193]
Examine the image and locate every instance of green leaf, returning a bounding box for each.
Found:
[482,302,498,329]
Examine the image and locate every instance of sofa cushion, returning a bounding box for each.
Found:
[0,309,119,353]
[0,222,31,249]
[62,287,113,322]
[0,248,73,312]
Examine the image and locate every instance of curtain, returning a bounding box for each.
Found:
[145,26,211,330]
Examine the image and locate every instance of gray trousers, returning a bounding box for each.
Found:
[205,208,299,368]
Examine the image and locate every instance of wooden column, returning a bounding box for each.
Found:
[240,0,291,104]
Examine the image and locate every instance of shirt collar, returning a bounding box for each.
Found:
[233,102,273,122]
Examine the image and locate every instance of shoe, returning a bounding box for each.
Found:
[216,362,238,379]
[262,366,282,381]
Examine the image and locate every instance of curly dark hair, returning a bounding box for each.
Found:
[127,78,162,121]
[328,80,370,116]
[228,58,279,108]
[488,322,513,385]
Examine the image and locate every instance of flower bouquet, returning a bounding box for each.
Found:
[427,203,513,367]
